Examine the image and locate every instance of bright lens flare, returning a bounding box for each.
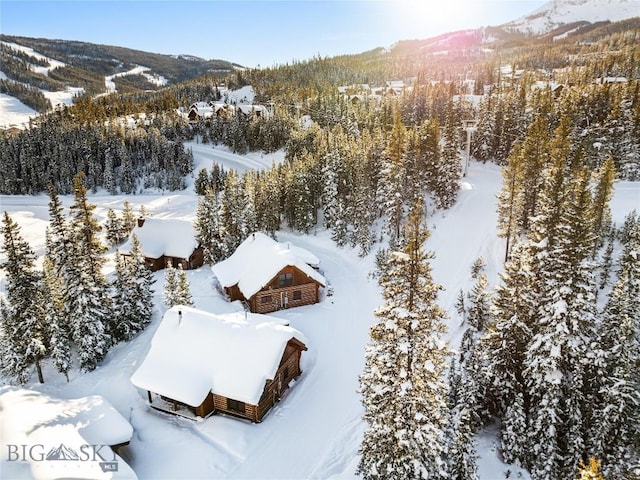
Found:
[392,0,478,37]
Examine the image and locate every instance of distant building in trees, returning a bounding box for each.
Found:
[120,217,203,271]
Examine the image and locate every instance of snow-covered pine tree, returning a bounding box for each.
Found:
[483,242,534,466]
[470,257,485,279]
[163,260,178,309]
[471,95,495,163]
[351,157,374,257]
[590,156,616,256]
[241,172,259,239]
[194,167,211,195]
[455,289,466,322]
[164,261,193,308]
[321,148,342,231]
[358,198,450,480]
[523,149,599,480]
[380,110,407,247]
[576,458,607,480]
[194,187,225,264]
[435,107,463,209]
[112,236,154,342]
[448,362,480,480]
[66,172,112,371]
[467,274,491,331]
[176,263,194,307]
[589,221,640,480]
[514,114,552,234]
[44,184,77,376]
[105,208,125,247]
[0,212,48,384]
[496,142,524,261]
[220,169,246,254]
[42,256,71,381]
[598,228,616,291]
[121,199,137,235]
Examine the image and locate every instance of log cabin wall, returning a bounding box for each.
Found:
[211,394,259,422]
[225,284,245,302]
[252,282,319,314]
[195,392,216,417]
[256,339,305,420]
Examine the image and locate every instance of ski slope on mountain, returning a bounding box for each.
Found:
[0,152,638,478]
[506,0,640,34]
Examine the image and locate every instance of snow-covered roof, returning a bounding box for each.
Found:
[0,387,136,479]
[236,104,268,115]
[131,306,308,406]
[120,217,199,259]
[212,232,325,299]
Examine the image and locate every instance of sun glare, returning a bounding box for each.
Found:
[392,0,479,38]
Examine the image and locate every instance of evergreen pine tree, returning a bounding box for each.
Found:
[576,458,607,480]
[42,256,71,381]
[194,187,225,264]
[163,260,178,308]
[66,172,112,371]
[380,110,407,246]
[105,208,125,247]
[358,199,450,480]
[590,156,616,256]
[0,212,48,384]
[164,261,193,308]
[121,199,137,234]
[435,109,463,209]
[483,242,534,466]
[176,264,194,307]
[589,222,640,480]
[112,236,155,342]
[467,274,491,331]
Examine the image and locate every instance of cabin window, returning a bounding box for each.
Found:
[227,398,245,413]
[283,367,290,380]
[279,272,293,287]
[293,290,302,300]
[261,295,273,304]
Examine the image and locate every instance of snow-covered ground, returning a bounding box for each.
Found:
[506,0,640,35]
[0,92,38,129]
[0,41,82,128]
[104,66,168,94]
[0,41,166,127]
[0,150,638,479]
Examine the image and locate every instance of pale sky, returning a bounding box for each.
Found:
[0,1,547,68]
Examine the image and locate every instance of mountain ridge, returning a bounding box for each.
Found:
[505,0,640,34]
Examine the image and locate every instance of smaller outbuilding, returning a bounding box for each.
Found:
[131,306,308,422]
[212,232,326,313]
[120,217,203,271]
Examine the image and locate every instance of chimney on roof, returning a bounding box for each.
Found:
[137,217,145,228]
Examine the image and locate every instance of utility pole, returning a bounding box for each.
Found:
[462,119,477,177]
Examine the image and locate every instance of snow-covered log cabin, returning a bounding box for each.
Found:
[130,306,307,422]
[0,387,136,479]
[120,217,204,271]
[212,232,326,313]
